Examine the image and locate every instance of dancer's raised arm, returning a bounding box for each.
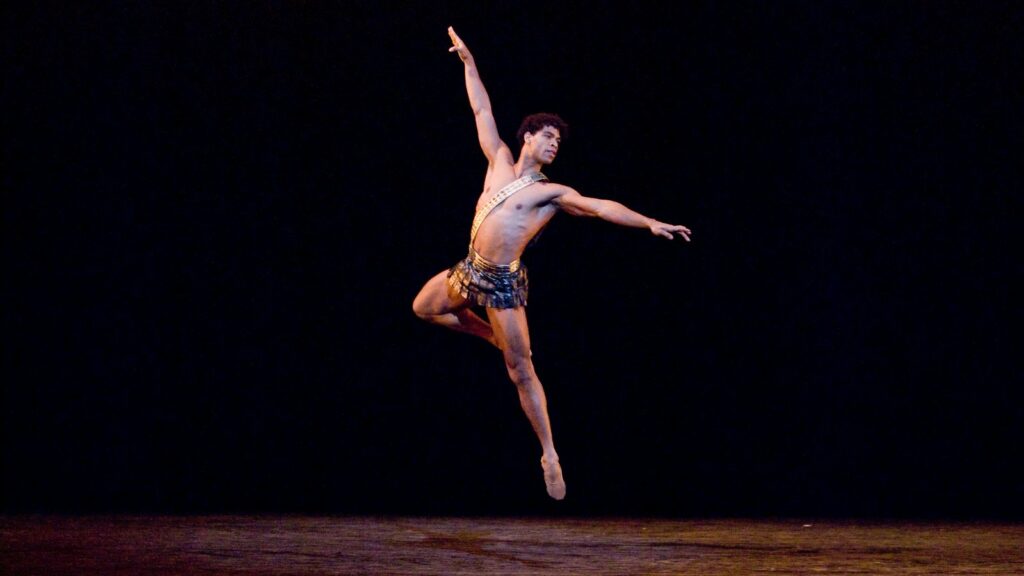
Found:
[448,26,511,164]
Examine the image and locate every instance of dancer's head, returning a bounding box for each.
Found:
[517,113,568,146]
[517,113,568,164]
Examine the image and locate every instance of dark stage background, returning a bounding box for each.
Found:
[3,2,1020,519]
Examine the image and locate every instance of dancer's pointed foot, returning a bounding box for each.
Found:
[541,456,565,500]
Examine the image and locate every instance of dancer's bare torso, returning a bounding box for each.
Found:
[471,162,569,265]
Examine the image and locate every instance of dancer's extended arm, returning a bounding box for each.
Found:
[554,189,692,241]
[448,26,512,164]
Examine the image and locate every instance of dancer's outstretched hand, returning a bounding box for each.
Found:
[650,221,692,241]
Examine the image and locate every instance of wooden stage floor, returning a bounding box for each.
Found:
[2,515,1022,575]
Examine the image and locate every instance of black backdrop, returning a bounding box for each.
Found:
[4,1,1020,519]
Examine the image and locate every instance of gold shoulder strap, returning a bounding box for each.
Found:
[469,172,548,244]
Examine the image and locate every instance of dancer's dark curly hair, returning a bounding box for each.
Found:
[516,113,569,146]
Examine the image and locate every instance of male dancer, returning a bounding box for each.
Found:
[413,27,692,500]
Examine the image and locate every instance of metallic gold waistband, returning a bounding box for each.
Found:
[468,247,521,273]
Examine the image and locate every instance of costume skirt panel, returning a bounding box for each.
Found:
[446,249,528,309]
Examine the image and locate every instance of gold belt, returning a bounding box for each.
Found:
[468,247,521,273]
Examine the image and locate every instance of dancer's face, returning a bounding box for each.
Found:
[526,126,561,164]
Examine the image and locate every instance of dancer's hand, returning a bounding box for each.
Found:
[448,26,473,64]
[650,221,692,241]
